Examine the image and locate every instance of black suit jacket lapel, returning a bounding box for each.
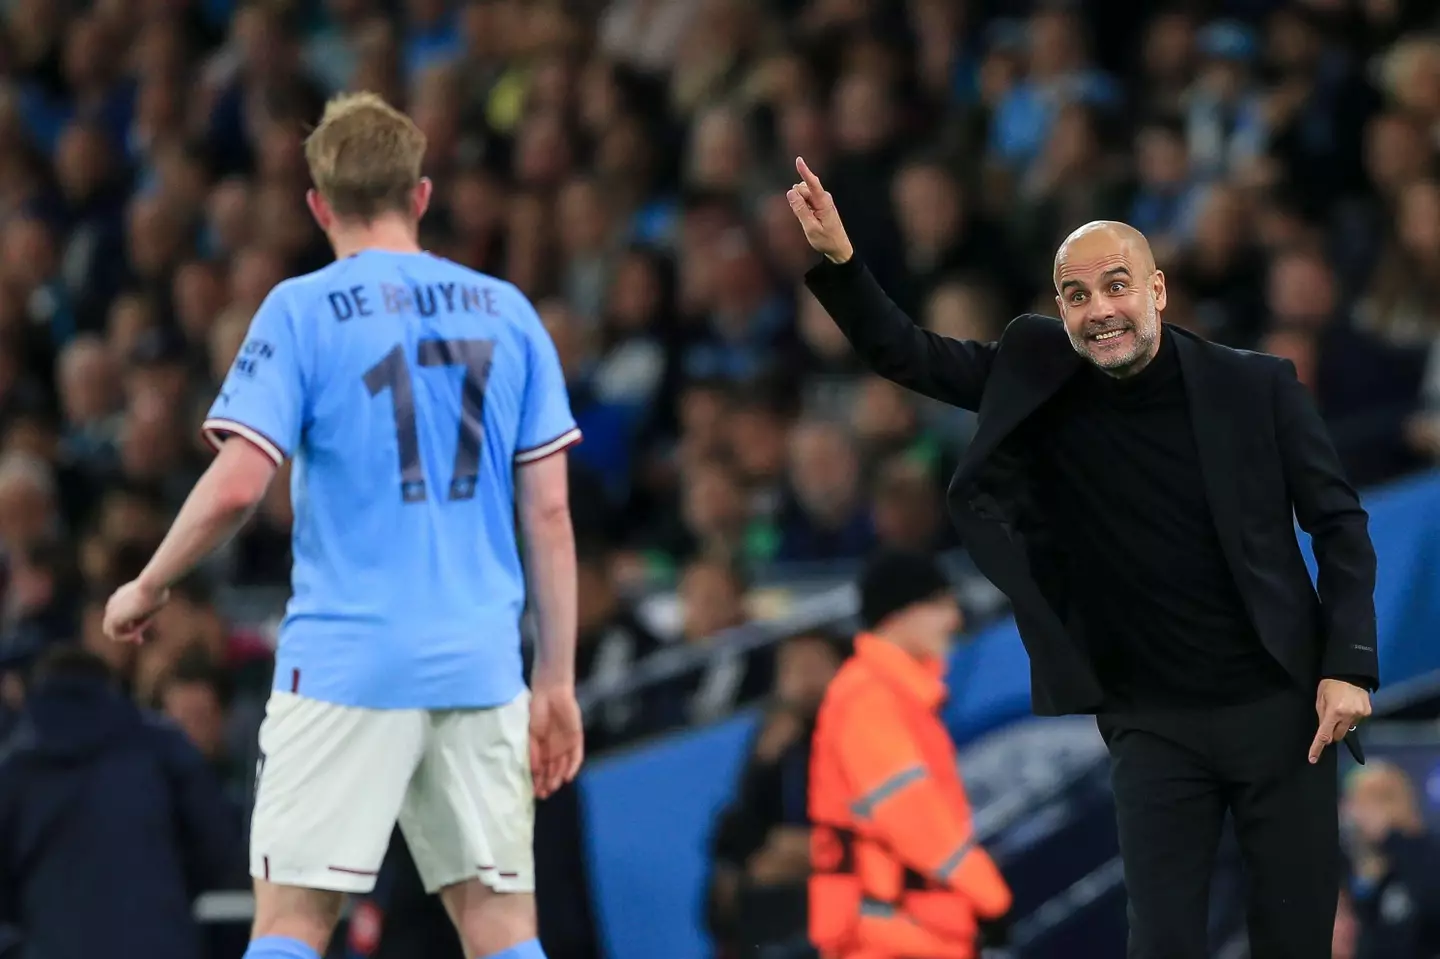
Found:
[1172,330,1248,573]
[952,341,1080,492]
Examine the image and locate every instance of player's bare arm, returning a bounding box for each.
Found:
[517,450,584,798]
[103,438,278,643]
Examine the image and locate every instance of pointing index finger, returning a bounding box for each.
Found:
[796,156,822,192]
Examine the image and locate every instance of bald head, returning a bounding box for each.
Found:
[1052,220,1166,376]
[1054,221,1155,290]
[1344,761,1424,840]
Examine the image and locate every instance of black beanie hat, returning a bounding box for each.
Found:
[858,550,953,629]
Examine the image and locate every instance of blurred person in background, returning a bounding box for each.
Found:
[889,155,1009,317]
[56,333,122,476]
[661,553,770,728]
[156,645,250,812]
[1167,182,1267,343]
[574,541,665,752]
[725,387,793,529]
[0,453,60,562]
[870,457,949,554]
[1128,116,1203,267]
[918,280,1000,453]
[1358,176,1440,347]
[1184,19,1265,184]
[590,244,677,428]
[1,540,78,658]
[537,297,634,501]
[0,647,245,959]
[797,289,863,420]
[1257,246,1429,487]
[809,551,1011,959]
[708,631,846,959]
[777,418,873,563]
[1341,762,1440,958]
[849,375,955,489]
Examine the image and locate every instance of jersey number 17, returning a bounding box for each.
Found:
[364,338,496,504]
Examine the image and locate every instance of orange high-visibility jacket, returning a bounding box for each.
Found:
[809,635,1012,959]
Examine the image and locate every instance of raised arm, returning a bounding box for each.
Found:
[788,157,996,410]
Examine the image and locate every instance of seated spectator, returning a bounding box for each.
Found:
[656,553,770,728]
[0,647,245,959]
[1342,762,1440,957]
[988,7,1121,177]
[156,646,249,812]
[707,631,846,959]
[538,297,635,499]
[1167,183,1266,342]
[55,334,122,477]
[1129,116,1202,265]
[1357,176,1440,347]
[574,543,666,753]
[590,244,678,423]
[0,452,61,561]
[849,375,956,488]
[1258,248,1429,486]
[725,387,794,526]
[871,457,950,553]
[775,419,874,564]
[1184,20,1265,183]
[796,289,863,421]
[1,539,79,656]
[675,455,775,569]
[890,156,1008,317]
[681,230,796,385]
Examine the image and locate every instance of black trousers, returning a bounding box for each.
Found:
[1097,686,1340,959]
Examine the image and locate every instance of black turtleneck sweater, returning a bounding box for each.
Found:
[1024,330,1291,709]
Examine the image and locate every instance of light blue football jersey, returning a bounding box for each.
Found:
[204,250,580,709]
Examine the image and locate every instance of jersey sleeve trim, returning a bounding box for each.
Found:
[515,426,582,465]
[202,418,287,467]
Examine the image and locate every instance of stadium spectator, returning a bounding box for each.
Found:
[1342,762,1440,957]
[870,457,949,554]
[777,419,873,563]
[659,553,769,728]
[1,539,77,657]
[707,631,845,959]
[0,647,245,959]
[574,543,665,753]
[1258,247,1429,486]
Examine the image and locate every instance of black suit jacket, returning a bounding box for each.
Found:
[807,258,1380,715]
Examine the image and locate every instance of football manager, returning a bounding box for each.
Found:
[787,157,1376,959]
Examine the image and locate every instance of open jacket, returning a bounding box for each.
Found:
[806,257,1380,715]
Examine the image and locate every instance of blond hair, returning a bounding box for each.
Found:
[304,92,427,220]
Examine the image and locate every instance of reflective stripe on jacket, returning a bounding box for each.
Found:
[809,635,1012,959]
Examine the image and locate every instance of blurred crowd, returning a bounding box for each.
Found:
[0,0,1437,954]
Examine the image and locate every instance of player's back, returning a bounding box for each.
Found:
[205,250,578,709]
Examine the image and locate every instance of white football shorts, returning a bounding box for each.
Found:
[248,690,534,895]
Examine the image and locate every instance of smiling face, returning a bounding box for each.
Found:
[1055,221,1167,377]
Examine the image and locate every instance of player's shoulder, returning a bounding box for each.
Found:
[253,262,341,321]
[426,257,542,327]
